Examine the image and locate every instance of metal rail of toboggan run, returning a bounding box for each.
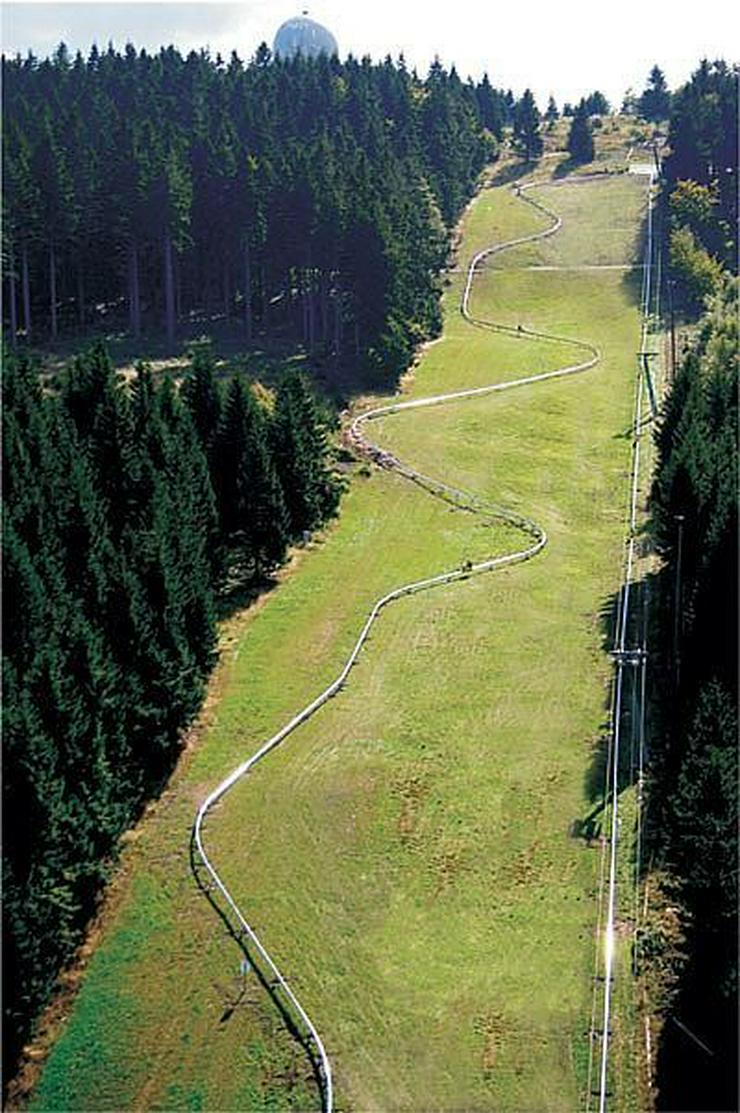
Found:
[191,172,639,1113]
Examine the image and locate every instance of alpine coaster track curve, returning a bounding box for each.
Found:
[192,172,613,1113]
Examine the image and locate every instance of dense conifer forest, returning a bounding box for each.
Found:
[2,342,339,1079]
[646,59,738,1111]
[1,45,517,376]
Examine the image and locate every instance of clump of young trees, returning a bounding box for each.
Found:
[2,343,339,1081]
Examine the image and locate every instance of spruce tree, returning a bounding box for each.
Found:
[512,89,543,162]
[638,64,671,121]
[567,103,595,163]
[476,74,505,140]
[182,342,223,459]
[271,369,338,537]
[544,95,559,129]
[215,375,288,579]
[32,112,75,339]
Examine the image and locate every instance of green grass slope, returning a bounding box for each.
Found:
[30,164,648,1112]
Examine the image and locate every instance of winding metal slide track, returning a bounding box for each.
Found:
[192,173,615,1113]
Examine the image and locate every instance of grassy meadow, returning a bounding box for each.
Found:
[29,157,649,1112]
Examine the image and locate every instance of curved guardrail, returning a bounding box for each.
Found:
[192,171,608,1113]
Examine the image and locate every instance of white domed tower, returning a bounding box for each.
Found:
[273,11,338,59]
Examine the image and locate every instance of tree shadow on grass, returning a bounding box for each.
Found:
[33,319,391,410]
[215,570,280,623]
[621,261,646,313]
[188,831,328,1109]
[571,563,658,848]
[487,158,531,187]
[619,198,655,312]
[553,156,579,179]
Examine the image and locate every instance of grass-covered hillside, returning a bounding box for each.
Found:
[27,154,650,1112]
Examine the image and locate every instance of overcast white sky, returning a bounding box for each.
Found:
[1,1,737,107]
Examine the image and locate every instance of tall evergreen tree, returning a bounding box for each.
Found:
[32,113,74,338]
[512,89,543,162]
[215,375,288,577]
[638,64,671,121]
[271,369,339,537]
[181,341,223,455]
[476,74,505,140]
[544,95,559,128]
[567,103,595,163]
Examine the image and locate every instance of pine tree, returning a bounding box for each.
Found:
[3,123,39,342]
[638,64,671,121]
[544,95,558,129]
[567,103,595,164]
[61,342,133,532]
[162,389,219,660]
[476,74,505,140]
[512,89,543,162]
[181,341,223,456]
[215,375,288,578]
[271,369,338,538]
[32,113,74,338]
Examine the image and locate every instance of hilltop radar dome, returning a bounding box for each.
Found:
[273,13,338,59]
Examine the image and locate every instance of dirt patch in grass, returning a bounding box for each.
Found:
[475,1010,510,1074]
[395,770,428,843]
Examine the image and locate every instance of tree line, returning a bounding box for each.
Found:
[2,342,339,1081]
[647,276,737,1111]
[1,46,537,378]
[663,60,738,314]
[644,57,738,1113]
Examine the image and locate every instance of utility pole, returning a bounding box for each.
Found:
[673,514,685,688]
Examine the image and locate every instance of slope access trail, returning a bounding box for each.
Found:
[192,172,611,1113]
